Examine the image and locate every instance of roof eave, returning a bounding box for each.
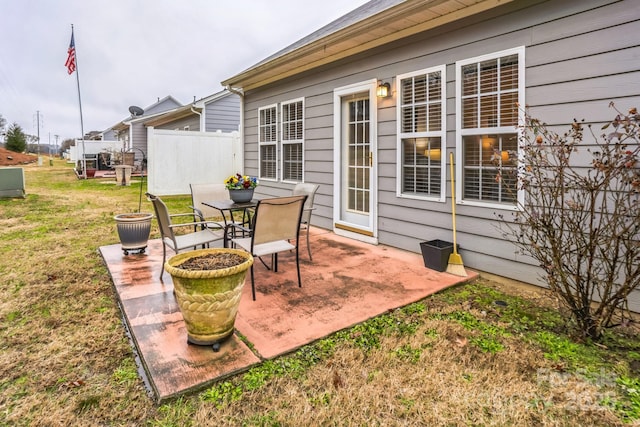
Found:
[221,0,513,91]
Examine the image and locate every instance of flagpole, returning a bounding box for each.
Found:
[70,24,87,178]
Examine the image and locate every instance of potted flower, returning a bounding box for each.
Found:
[114,149,153,255]
[164,248,254,350]
[224,173,259,203]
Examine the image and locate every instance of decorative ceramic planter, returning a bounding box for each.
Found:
[228,188,254,203]
[165,248,254,348]
[114,212,153,255]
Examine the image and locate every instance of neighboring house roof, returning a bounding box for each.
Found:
[110,95,184,132]
[193,89,234,108]
[143,95,182,116]
[221,0,513,91]
[137,89,239,128]
[143,104,203,128]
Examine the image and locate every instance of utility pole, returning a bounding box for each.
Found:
[34,110,42,164]
[54,134,59,158]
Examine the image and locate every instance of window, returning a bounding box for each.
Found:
[456,47,524,207]
[281,99,304,182]
[258,105,277,180]
[397,66,446,200]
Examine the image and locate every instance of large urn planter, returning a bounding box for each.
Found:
[114,148,151,255]
[165,248,254,350]
[114,212,153,255]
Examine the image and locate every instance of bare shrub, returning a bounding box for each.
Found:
[498,104,640,340]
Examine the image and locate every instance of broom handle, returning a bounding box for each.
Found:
[450,152,459,255]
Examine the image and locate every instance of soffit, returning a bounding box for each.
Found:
[222,0,513,91]
[143,106,202,127]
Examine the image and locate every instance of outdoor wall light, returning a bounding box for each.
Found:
[376,81,391,98]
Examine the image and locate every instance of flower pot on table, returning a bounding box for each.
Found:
[228,188,254,203]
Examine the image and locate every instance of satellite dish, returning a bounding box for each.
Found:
[128,105,144,116]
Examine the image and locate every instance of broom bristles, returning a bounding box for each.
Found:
[446,253,468,277]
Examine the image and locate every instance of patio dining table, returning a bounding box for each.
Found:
[202,199,258,228]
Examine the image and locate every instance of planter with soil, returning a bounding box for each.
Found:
[114,148,151,255]
[114,212,153,255]
[165,248,253,351]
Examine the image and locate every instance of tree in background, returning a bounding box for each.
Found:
[5,123,27,153]
[60,138,75,156]
[0,114,6,144]
[498,104,639,340]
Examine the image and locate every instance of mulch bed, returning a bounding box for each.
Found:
[0,148,38,166]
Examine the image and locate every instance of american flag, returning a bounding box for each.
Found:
[65,31,76,75]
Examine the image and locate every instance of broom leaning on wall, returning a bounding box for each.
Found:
[446,151,467,277]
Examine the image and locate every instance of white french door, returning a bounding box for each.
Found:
[333,80,377,242]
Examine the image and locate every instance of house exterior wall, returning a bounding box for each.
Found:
[240,0,640,301]
[131,121,147,158]
[154,115,201,131]
[144,97,181,116]
[204,94,240,132]
[101,129,117,141]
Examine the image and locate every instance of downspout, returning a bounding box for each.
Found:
[190,105,202,130]
[226,85,245,173]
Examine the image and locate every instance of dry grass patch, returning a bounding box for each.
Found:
[0,161,638,426]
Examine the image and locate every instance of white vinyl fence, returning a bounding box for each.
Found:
[68,140,121,164]
[146,128,242,196]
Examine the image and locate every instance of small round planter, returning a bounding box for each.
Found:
[114,212,153,255]
[228,188,254,203]
[165,248,254,348]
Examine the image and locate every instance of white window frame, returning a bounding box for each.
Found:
[396,65,447,202]
[455,46,525,210]
[280,98,305,183]
[258,104,278,182]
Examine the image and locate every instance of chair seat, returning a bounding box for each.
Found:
[165,228,224,252]
[232,237,295,257]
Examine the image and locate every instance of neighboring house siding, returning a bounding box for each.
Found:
[242,0,640,293]
[155,115,200,131]
[205,95,240,132]
[131,122,147,157]
[102,129,117,140]
[145,97,181,116]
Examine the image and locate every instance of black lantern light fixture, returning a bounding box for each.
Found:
[376,81,391,98]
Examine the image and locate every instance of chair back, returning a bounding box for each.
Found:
[146,193,174,241]
[292,183,319,224]
[190,183,228,219]
[251,195,307,246]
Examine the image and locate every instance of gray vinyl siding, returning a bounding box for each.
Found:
[131,122,147,159]
[241,0,640,308]
[204,94,240,132]
[155,115,200,131]
[144,97,181,116]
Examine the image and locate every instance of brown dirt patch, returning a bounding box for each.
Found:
[0,147,38,166]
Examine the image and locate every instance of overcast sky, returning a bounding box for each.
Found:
[0,0,368,145]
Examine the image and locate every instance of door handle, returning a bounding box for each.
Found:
[369,152,373,167]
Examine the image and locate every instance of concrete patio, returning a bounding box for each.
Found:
[99,227,478,403]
